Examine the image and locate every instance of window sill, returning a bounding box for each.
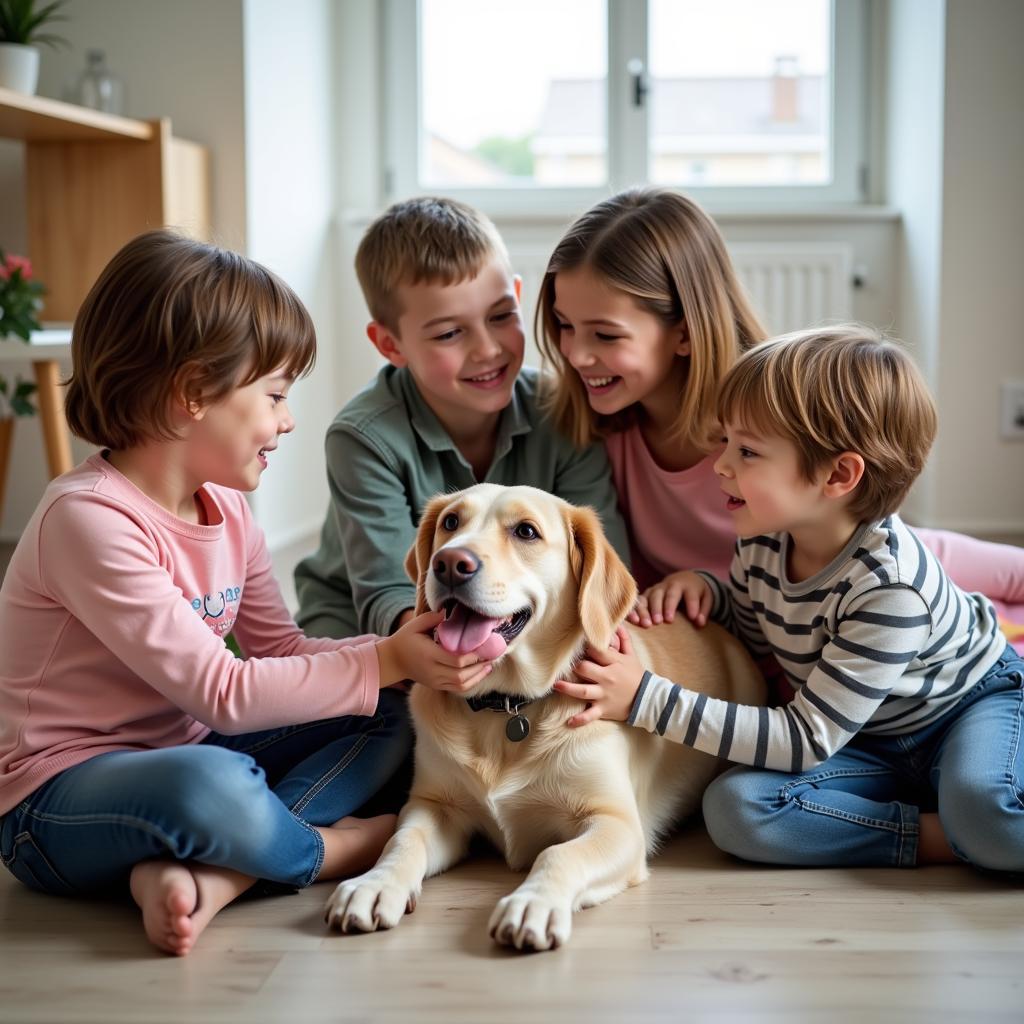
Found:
[341,204,901,230]
[703,204,900,224]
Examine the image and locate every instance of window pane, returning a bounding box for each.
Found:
[420,0,607,188]
[648,0,830,187]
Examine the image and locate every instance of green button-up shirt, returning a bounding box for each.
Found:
[294,365,629,639]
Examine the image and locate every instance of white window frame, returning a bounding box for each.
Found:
[382,0,868,215]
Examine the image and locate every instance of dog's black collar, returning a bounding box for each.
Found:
[464,691,539,742]
[465,692,534,714]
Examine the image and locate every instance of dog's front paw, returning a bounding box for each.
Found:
[324,871,416,933]
[487,889,572,951]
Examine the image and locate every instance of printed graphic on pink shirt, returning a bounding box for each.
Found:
[189,586,242,635]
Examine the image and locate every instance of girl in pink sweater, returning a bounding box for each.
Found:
[0,231,492,956]
[536,188,1024,649]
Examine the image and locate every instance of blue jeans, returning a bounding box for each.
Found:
[0,690,411,896]
[703,645,1024,870]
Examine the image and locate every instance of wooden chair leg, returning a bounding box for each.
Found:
[32,359,73,479]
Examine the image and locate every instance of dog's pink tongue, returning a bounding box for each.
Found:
[437,604,507,658]
[473,630,507,660]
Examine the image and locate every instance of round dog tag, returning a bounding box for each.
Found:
[506,714,530,742]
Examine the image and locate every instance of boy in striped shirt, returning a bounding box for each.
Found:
[557,326,1024,871]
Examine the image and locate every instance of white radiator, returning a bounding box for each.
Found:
[507,237,855,364]
[730,242,854,335]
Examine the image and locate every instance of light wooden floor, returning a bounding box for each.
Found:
[2,825,1023,1024]
[2,539,1022,1024]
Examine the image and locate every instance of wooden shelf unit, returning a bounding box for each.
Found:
[1,86,211,323]
[0,87,211,490]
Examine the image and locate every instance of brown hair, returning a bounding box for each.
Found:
[536,187,766,448]
[718,325,938,523]
[64,230,316,450]
[355,196,508,332]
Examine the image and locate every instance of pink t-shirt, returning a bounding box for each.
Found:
[605,425,734,590]
[0,454,382,815]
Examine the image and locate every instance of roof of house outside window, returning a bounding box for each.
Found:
[532,74,825,156]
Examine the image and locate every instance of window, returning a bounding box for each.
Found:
[420,0,608,189]
[647,1,831,188]
[383,0,867,211]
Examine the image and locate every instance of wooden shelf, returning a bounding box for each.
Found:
[0,90,210,323]
[0,86,152,142]
[0,88,211,501]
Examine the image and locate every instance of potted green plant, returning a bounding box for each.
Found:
[0,0,69,95]
[0,249,42,515]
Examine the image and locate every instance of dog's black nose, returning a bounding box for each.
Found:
[433,547,479,586]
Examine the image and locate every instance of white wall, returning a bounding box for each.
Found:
[334,0,390,397]
[932,0,1024,534]
[883,0,947,524]
[885,0,1024,534]
[241,0,338,550]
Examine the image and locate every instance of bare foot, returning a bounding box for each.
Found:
[130,860,199,956]
[315,814,398,881]
[917,811,959,865]
[130,860,256,956]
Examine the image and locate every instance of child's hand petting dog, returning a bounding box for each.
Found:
[627,570,713,629]
[554,627,645,727]
[376,610,494,693]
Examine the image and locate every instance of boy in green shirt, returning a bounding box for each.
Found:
[295,197,628,639]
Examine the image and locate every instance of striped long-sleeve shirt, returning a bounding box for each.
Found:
[628,515,1006,772]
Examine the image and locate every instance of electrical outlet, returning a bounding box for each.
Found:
[1001,381,1024,441]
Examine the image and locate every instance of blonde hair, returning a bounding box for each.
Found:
[536,188,766,448]
[65,230,316,450]
[718,325,938,523]
[355,196,509,332]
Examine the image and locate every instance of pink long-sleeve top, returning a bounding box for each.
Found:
[0,454,382,815]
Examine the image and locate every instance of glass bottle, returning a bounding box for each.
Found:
[66,50,125,116]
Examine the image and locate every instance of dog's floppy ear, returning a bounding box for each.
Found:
[566,505,637,648]
[405,493,451,614]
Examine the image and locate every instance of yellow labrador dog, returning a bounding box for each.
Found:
[325,484,765,950]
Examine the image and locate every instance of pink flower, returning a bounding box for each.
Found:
[1,254,32,281]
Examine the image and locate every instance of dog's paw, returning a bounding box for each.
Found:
[324,871,414,933]
[487,890,572,951]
